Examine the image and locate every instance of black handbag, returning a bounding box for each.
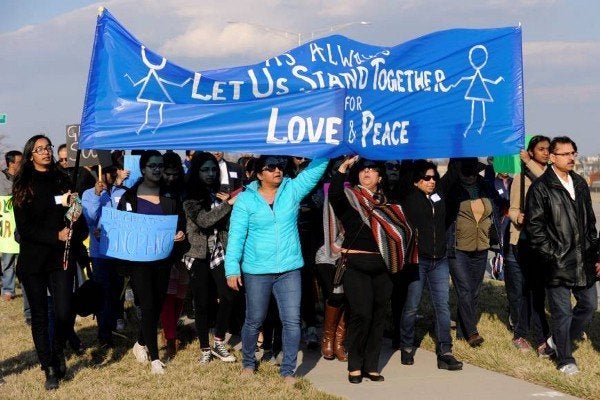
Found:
[332,220,366,287]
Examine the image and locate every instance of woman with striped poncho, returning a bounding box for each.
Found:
[329,156,417,384]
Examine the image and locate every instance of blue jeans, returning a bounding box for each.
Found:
[546,284,597,367]
[1,253,18,296]
[401,256,452,355]
[241,269,301,377]
[449,249,487,339]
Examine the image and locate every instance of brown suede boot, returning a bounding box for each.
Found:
[321,303,342,360]
[334,311,348,361]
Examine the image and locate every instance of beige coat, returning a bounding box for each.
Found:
[507,159,546,245]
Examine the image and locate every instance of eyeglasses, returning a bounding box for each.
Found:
[262,163,286,172]
[199,167,219,173]
[553,151,578,157]
[145,163,164,170]
[58,157,68,162]
[421,175,437,182]
[32,145,54,155]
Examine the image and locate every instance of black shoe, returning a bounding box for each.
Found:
[362,371,385,381]
[52,352,67,380]
[348,373,363,384]
[44,366,59,390]
[437,354,463,371]
[400,348,414,365]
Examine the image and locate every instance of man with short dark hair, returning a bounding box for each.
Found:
[526,136,600,375]
[0,150,22,302]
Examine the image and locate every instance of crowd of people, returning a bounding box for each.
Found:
[1,134,599,390]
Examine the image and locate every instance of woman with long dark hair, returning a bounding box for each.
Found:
[118,150,185,374]
[13,135,85,390]
[329,156,416,383]
[182,152,238,364]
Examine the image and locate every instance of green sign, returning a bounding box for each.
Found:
[0,114,6,124]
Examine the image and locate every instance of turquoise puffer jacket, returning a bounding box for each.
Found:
[225,158,328,277]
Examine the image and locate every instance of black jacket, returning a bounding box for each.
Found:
[525,167,598,287]
[15,169,88,275]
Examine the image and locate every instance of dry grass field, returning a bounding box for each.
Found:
[2,278,600,399]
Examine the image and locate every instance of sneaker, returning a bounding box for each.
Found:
[304,326,319,350]
[512,337,532,352]
[200,348,212,365]
[150,360,166,375]
[132,342,149,363]
[558,363,579,376]
[212,340,235,362]
[116,319,126,332]
[537,343,556,359]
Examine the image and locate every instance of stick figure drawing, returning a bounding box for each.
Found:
[448,45,504,137]
[124,46,191,134]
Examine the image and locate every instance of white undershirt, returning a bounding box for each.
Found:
[552,165,575,200]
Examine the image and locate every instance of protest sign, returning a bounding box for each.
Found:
[80,8,524,159]
[66,124,112,168]
[0,196,19,253]
[123,155,142,187]
[98,206,176,262]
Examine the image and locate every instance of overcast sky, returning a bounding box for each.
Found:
[1,0,599,155]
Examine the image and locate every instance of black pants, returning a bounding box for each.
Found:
[18,267,74,369]
[513,240,550,346]
[343,254,392,373]
[129,264,170,360]
[316,262,345,308]
[189,259,235,348]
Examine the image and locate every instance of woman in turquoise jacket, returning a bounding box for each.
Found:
[225,155,328,383]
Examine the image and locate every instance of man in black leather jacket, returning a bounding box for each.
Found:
[526,136,600,375]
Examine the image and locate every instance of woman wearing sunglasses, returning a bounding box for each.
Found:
[398,159,463,370]
[329,156,416,383]
[225,155,328,384]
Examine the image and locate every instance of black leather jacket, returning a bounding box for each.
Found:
[525,167,598,287]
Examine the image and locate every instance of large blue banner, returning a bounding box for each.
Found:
[80,8,524,159]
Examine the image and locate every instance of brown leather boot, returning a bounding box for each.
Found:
[334,311,348,361]
[322,303,342,360]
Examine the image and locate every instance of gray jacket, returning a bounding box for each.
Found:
[183,199,232,260]
[0,170,14,196]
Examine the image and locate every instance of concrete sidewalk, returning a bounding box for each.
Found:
[294,338,579,400]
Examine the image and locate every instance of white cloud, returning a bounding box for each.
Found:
[524,41,600,69]
[528,84,600,104]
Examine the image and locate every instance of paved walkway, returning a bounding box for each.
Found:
[294,338,579,400]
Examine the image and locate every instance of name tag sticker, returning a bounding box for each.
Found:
[125,202,133,211]
[229,171,238,179]
[54,195,63,205]
[498,188,504,195]
[431,193,441,202]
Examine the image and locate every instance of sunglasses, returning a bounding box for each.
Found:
[262,163,286,172]
[58,157,68,162]
[421,175,437,182]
